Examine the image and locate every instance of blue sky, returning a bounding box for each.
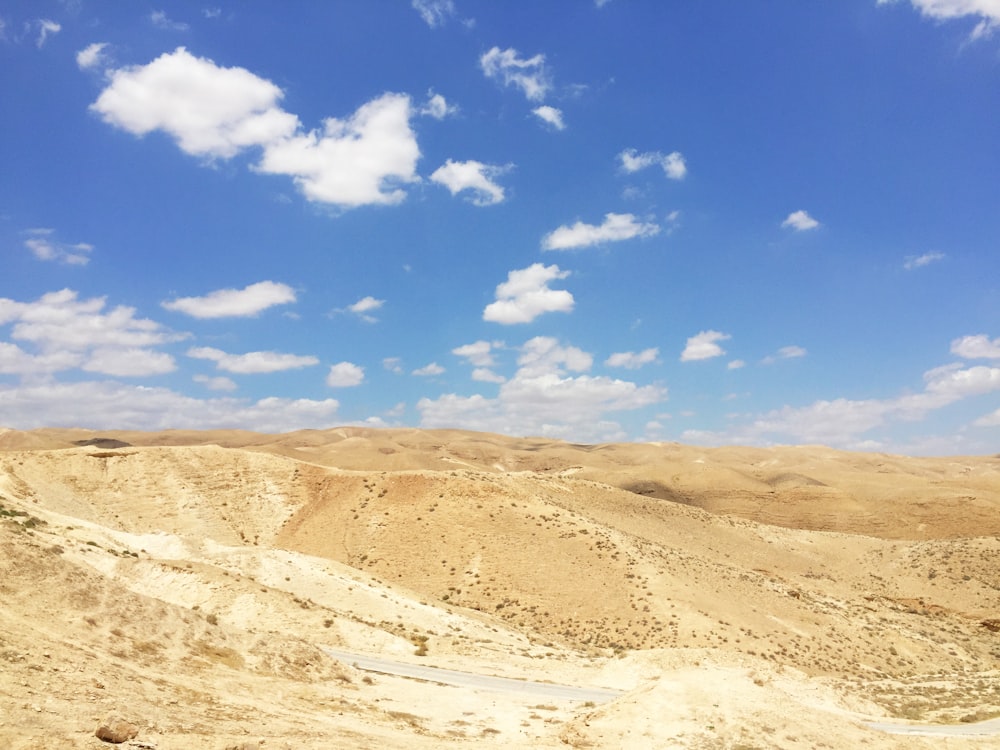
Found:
[1,0,999,453]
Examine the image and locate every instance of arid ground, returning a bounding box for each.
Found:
[1,426,998,748]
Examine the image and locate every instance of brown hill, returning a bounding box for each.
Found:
[0,427,997,748]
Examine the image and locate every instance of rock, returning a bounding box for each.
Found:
[95,713,139,743]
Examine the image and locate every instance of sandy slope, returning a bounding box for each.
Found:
[0,427,998,748]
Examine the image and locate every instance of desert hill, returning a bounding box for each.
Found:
[0,426,998,748]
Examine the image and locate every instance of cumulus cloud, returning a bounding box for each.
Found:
[0,381,340,432]
[92,48,298,159]
[430,159,509,205]
[781,210,820,231]
[76,42,109,70]
[483,263,574,324]
[480,46,551,101]
[326,361,365,387]
[23,228,94,265]
[382,357,403,374]
[542,212,660,251]
[472,368,506,383]
[187,346,319,374]
[619,148,686,180]
[605,347,659,369]
[92,48,421,209]
[453,340,498,367]
[904,251,946,270]
[162,281,296,318]
[0,289,185,379]
[412,0,455,27]
[418,337,666,442]
[951,334,1000,359]
[532,105,565,130]
[256,92,420,207]
[413,362,445,376]
[727,359,746,370]
[681,331,730,362]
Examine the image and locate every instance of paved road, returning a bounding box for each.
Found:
[321,647,623,703]
[865,717,1000,737]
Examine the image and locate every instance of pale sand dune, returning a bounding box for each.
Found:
[0,427,997,748]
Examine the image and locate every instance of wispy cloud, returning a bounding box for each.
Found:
[542,212,660,251]
[412,0,455,28]
[151,10,189,31]
[619,148,686,180]
[532,105,565,130]
[23,228,94,265]
[162,281,296,318]
[904,251,946,270]
[605,348,659,369]
[480,46,551,101]
[35,19,61,48]
[413,362,445,376]
[762,345,807,364]
[76,42,109,70]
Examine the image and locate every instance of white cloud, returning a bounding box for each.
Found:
[973,407,1000,427]
[904,251,946,270]
[35,19,60,48]
[727,359,746,370]
[0,290,186,380]
[684,361,1000,450]
[421,91,457,119]
[412,0,455,27]
[0,289,184,354]
[483,263,574,324]
[151,10,189,31]
[347,296,385,323]
[162,281,296,318]
[0,381,340,433]
[880,0,1000,38]
[532,105,565,130]
[23,228,94,265]
[418,337,666,442]
[203,8,222,20]
[92,47,299,159]
[326,361,365,387]
[605,347,659,369]
[480,46,551,101]
[781,210,820,231]
[681,330,731,362]
[187,346,319,374]
[82,347,176,377]
[92,48,420,209]
[256,92,420,207]
[382,357,403,374]
[452,340,498,367]
[951,334,1000,359]
[472,368,506,383]
[618,148,687,180]
[763,345,807,364]
[430,160,509,205]
[413,362,445,376]
[542,212,660,251]
[76,42,109,70]
[193,374,238,391]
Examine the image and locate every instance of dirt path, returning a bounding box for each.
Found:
[321,647,623,703]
